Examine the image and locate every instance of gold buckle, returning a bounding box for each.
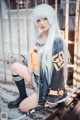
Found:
[59,90,64,95]
[49,90,64,96]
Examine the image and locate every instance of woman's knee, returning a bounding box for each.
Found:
[11,62,20,73]
[19,93,38,112]
[19,102,26,112]
[19,99,29,113]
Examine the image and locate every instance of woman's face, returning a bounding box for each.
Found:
[37,18,51,32]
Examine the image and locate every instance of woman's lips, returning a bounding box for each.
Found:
[41,26,46,29]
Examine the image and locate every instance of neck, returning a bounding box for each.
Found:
[40,30,49,41]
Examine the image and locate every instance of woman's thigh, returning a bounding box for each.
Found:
[11,62,33,86]
[19,92,39,112]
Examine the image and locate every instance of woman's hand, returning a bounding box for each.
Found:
[45,102,57,108]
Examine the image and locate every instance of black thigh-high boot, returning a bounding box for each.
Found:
[8,75,27,109]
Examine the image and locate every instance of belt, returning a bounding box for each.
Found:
[49,90,64,96]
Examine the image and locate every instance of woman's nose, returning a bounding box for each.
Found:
[40,19,44,25]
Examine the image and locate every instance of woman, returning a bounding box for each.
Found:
[8,4,70,112]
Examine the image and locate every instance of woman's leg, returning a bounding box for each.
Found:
[11,62,33,86]
[8,62,33,108]
[19,92,38,112]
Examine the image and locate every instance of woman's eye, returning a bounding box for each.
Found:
[44,18,47,20]
[37,19,40,22]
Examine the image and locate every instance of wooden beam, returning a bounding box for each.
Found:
[79,1,80,43]
[17,0,21,56]
[70,101,80,117]
[0,0,6,81]
[55,0,58,14]
[8,0,12,72]
[65,0,69,46]
[0,80,14,85]
[74,0,79,43]
[26,0,29,53]
[34,0,37,6]
[45,0,48,4]
[73,0,80,92]
[8,0,13,54]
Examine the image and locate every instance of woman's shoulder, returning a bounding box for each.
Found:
[54,37,64,44]
[53,37,64,47]
[52,37,64,54]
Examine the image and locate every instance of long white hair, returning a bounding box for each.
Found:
[29,4,70,85]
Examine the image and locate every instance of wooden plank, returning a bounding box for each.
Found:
[7,0,12,78]
[8,0,13,54]
[45,0,48,4]
[55,0,58,14]
[0,0,6,81]
[34,0,37,6]
[69,101,80,120]
[65,0,69,46]
[17,0,21,56]
[0,80,14,84]
[42,0,44,3]
[79,2,80,42]
[74,0,79,43]
[76,4,80,92]
[57,99,80,120]
[26,0,29,53]
[73,0,80,92]
[65,98,73,107]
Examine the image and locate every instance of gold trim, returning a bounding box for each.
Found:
[49,90,64,96]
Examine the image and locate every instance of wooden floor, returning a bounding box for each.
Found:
[0,83,59,120]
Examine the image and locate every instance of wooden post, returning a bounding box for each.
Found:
[45,0,48,4]
[73,0,80,92]
[0,0,6,81]
[26,0,29,53]
[34,0,37,6]
[7,0,13,81]
[42,0,44,3]
[65,0,69,46]
[64,0,69,88]
[76,0,80,92]
[55,0,58,14]
[74,0,79,43]
[78,1,80,42]
[17,0,21,56]
[8,0,12,54]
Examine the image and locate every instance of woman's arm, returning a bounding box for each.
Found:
[46,38,66,104]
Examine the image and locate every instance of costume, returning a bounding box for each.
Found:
[30,37,67,104]
[28,4,69,104]
[8,4,69,109]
